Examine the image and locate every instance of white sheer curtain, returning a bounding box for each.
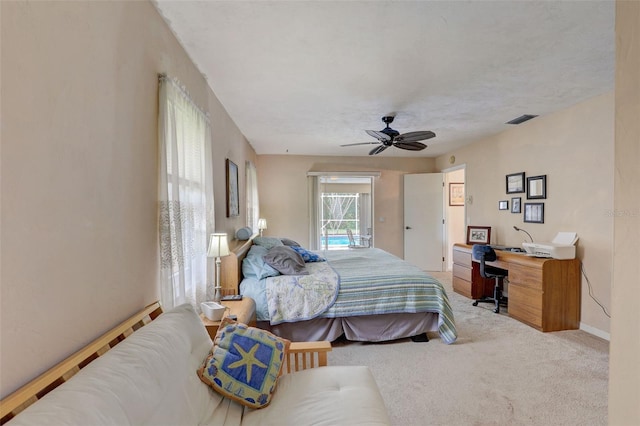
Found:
[246,161,260,233]
[158,75,214,310]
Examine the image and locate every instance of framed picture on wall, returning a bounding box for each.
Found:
[511,197,522,213]
[527,175,547,199]
[226,159,239,217]
[498,200,509,210]
[449,182,464,206]
[506,172,525,194]
[524,202,544,223]
[466,226,491,245]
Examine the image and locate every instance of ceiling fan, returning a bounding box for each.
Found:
[341,115,436,155]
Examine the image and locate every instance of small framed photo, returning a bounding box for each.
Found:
[466,226,491,245]
[506,172,525,194]
[449,182,464,206]
[511,197,521,213]
[527,175,547,199]
[498,200,509,210]
[524,202,544,223]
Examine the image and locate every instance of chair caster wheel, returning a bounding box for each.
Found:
[472,301,479,306]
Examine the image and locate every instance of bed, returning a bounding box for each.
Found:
[221,238,457,344]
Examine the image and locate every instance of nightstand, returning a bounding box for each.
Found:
[200,297,257,340]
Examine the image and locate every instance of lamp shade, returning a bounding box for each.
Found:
[257,218,267,230]
[207,233,230,258]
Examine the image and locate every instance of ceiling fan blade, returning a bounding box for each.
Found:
[394,141,427,151]
[395,131,436,143]
[369,145,388,155]
[340,142,381,147]
[366,130,391,142]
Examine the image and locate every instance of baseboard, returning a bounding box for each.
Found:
[580,322,610,341]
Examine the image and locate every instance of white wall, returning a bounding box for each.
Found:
[608,1,640,422]
[0,1,256,397]
[257,155,434,258]
[436,92,614,336]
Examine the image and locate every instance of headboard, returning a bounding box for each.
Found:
[220,237,253,295]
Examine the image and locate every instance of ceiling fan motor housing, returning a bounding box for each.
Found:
[380,116,399,143]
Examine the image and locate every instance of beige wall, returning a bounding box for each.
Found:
[0,1,256,397]
[257,155,434,258]
[435,92,615,337]
[609,1,640,423]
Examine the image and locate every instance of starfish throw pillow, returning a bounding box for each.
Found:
[197,317,290,409]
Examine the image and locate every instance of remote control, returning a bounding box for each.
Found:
[221,294,243,301]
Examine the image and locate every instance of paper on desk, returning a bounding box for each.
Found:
[552,232,578,245]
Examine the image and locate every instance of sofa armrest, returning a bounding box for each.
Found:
[284,341,332,374]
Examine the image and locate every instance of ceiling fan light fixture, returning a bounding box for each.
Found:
[506,114,538,125]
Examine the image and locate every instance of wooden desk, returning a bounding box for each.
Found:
[452,243,581,332]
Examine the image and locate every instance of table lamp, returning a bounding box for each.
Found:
[258,218,267,237]
[207,233,230,302]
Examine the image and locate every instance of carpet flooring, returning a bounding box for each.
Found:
[329,272,609,426]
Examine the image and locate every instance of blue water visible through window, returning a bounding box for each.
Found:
[320,235,362,248]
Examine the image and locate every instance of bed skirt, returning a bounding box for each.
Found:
[257,312,440,342]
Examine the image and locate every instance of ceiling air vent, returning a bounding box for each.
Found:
[506,114,538,125]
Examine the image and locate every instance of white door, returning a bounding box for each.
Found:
[404,173,445,271]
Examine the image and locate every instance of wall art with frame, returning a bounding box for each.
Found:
[498,200,509,210]
[449,182,464,206]
[511,197,521,213]
[524,202,544,223]
[466,226,491,245]
[226,159,239,217]
[527,175,547,199]
[506,172,525,194]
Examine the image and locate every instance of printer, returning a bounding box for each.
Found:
[522,232,579,259]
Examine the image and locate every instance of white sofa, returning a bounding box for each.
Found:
[6,304,391,425]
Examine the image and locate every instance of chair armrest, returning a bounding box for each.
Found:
[284,341,332,374]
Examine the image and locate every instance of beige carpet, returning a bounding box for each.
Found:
[329,272,609,426]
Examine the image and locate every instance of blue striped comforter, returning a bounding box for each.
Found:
[319,248,457,344]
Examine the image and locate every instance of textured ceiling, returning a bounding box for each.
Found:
[153,1,614,158]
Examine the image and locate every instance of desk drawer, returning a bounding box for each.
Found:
[452,263,472,282]
[452,276,473,299]
[509,284,543,329]
[452,249,472,267]
[508,264,543,291]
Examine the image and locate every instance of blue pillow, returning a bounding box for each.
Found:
[290,246,326,263]
[242,245,280,279]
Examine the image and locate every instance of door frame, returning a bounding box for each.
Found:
[442,164,467,271]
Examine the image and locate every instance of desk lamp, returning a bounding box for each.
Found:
[207,233,230,302]
[258,218,267,237]
[513,226,534,243]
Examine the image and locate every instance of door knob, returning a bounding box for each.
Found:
[405,226,412,230]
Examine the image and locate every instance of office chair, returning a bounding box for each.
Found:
[471,244,508,314]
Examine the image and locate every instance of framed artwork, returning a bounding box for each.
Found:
[226,159,239,217]
[511,197,521,213]
[527,175,547,199]
[466,226,491,245]
[498,200,508,210]
[449,182,464,206]
[506,172,525,194]
[524,202,544,223]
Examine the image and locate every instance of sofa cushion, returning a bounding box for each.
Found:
[240,366,391,426]
[197,318,290,409]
